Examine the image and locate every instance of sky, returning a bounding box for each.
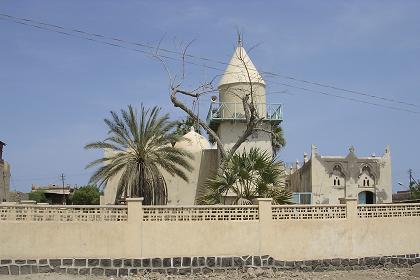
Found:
[0,1,419,193]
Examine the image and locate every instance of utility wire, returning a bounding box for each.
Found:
[262,71,417,108]
[0,12,418,114]
[266,79,420,114]
[0,12,416,109]
[0,13,225,71]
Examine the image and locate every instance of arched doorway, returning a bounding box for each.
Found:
[358,191,376,204]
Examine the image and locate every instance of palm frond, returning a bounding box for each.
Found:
[198,148,291,205]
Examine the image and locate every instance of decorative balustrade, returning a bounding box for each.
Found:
[272,205,347,220]
[0,205,128,222]
[358,203,420,218]
[2,202,420,223]
[206,102,282,124]
[143,205,259,222]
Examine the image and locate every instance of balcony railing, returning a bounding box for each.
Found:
[207,102,282,124]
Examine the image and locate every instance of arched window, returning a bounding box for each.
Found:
[332,165,345,187]
[358,166,374,188]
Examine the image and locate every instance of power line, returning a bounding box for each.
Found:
[0,12,418,114]
[262,71,417,108]
[266,79,420,114]
[1,12,416,109]
[0,13,226,72]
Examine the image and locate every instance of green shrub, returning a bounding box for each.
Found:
[28,190,48,203]
[71,185,100,205]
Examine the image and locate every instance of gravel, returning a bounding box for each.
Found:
[0,267,417,280]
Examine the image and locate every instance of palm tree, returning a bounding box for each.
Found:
[85,104,193,205]
[197,148,291,205]
[272,124,286,157]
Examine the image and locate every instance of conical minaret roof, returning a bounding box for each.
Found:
[219,44,265,88]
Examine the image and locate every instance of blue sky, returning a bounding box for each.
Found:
[0,1,419,192]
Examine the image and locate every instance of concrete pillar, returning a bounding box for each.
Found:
[99,195,105,205]
[118,198,144,258]
[253,198,273,255]
[126,197,144,224]
[253,198,273,223]
[340,198,358,221]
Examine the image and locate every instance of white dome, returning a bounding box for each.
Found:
[175,127,211,152]
[219,46,265,88]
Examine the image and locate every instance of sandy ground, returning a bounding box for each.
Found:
[0,267,417,280]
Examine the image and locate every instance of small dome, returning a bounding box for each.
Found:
[175,127,211,152]
[219,46,265,88]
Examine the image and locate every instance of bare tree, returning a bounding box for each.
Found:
[153,37,276,172]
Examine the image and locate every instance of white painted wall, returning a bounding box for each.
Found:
[217,121,273,157]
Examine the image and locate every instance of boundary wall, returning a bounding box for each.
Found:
[0,198,419,275]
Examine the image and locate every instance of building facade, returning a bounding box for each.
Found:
[286,145,392,204]
[0,141,10,202]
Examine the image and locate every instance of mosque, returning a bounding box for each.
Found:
[101,43,392,205]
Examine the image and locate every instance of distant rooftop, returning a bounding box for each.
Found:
[31,184,74,195]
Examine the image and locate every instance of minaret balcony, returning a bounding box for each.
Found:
[206,102,282,129]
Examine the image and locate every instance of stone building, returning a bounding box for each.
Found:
[0,141,11,202]
[286,145,392,205]
[31,184,74,205]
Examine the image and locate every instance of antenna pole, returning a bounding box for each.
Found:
[60,173,66,205]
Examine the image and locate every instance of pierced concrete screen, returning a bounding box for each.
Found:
[142,205,259,222]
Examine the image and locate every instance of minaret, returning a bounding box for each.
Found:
[207,41,282,157]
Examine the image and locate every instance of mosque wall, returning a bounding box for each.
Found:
[165,148,218,205]
[194,149,218,204]
[101,149,122,205]
[217,121,273,157]
[164,149,203,205]
[287,161,311,193]
[0,199,419,263]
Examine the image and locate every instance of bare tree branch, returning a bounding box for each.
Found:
[153,38,275,173]
[254,127,275,136]
[170,87,227,159]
